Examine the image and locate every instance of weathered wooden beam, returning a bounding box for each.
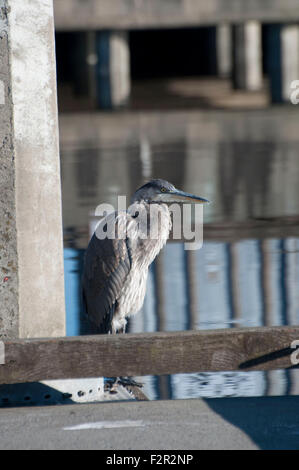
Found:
[0,326,299,384]
[53,0,299,31]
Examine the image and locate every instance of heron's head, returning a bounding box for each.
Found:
[132,179,209,205]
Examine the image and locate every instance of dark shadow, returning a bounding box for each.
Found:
[0,382,75,408]
[204,395,299,450]
[239,347,297,369]
[129,27,217,80]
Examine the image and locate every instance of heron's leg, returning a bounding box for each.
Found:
[120,319,127,334]
[118,320,143,386]
[108,321,143,389]
[104,329,118,391]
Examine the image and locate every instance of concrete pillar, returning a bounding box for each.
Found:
[0,0,65,339]
[96,30,131,109]
[266,24,299,103]
[232,21,263,90]
[217,23,232,78]
[267,24,299,103]
[282,25,299,102]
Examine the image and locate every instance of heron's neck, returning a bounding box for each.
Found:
[129,201,172,239]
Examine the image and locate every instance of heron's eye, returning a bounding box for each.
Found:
[160,187,167,192]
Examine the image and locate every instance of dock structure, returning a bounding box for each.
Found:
[53,0,299,105]
[0,0,65,339]
[53,0,299,30]
[0,1,299,418]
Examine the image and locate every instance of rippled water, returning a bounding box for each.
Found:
[60,108,299,399]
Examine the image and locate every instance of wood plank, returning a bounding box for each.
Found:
[1,326,299,384]
[54,0,299,31]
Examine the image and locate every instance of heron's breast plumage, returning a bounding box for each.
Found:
[112,203,172,331]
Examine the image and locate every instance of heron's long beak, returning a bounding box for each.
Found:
[155,189,209,204]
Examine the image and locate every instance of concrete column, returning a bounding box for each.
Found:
[232,21,263,90]
[282,25,299,102]
[0,0,65,339]
[272,24,299,105]
[96,30,131,109]
[266,24,299,103]
[217,23,232,78]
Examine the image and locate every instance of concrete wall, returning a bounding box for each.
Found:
[53,0,299,30]
[0,0,65,339]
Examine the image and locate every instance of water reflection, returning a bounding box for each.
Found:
[60,108,299,400]
[64,238,299,335]
[138,369,299,401]
[60,109,299,238]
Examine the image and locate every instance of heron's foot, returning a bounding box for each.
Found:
[104,377,118,393]
[104,376,143,393]
[117,376,144,388]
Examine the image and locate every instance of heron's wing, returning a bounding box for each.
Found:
[82,212,133,334]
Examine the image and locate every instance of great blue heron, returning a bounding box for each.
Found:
[82,179,208,336]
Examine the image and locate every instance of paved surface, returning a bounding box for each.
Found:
[1,396,299,450]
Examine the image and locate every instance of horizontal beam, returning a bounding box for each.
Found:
[53,0,299,31]
[1,326,299,384]
[204,216,299,242]
[65,215,299,250]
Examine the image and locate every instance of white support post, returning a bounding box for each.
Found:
[0,0,65,338]
[217,23,232,78]
[281,24,299,102]
[96,30,131,109]
[232,21,263,91]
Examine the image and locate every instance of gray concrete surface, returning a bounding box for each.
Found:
[1,396,299,450]
[0,0,65,339]
[53,0,299,30]
[0,0,18,339]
